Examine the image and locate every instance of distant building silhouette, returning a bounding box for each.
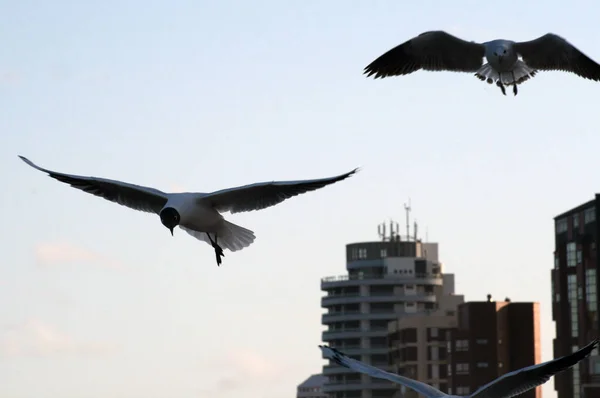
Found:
[297,374,328,398]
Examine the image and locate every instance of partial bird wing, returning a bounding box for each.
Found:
[364,30,485,79]
[199,168,358,214]
[470,338,599,398]
[19,156,169,214]
[514,33,600,81]
[319,345,447,398]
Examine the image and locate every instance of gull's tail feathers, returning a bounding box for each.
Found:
[475,61,537,86]
[180,221,256,252]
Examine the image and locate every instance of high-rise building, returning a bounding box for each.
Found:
[552,196,600,398]
[387,282,464,395]
[320,220,458,398]
[297,374,328,398]
[447,296,542,398]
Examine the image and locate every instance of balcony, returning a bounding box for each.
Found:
[321,292,437,307]
[323,327,389,340]
[321,273,443,289]
[323,345,390,356]
[322,311,403,323]
[323,379,397,393]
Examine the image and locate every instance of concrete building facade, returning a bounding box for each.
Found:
[320,230,457,398]
[447,297,542,398]
[387,286,464,395]
[552,195,600,398]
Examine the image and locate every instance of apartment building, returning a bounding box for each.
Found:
[321,223,457,398]
[447,296,541,398]
[552,195,600,398]
[387,284,464,395]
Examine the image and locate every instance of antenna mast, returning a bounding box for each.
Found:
[377,222,386,241]
[414,219,418,241]
[404,199,411,241]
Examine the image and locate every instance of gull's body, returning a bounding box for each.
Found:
[364,31,600,96]
[19,156,358,266]
[320,339,598,398]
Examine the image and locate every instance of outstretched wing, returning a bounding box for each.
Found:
[364,30,485,79]
[19,155,168,214]
[470,339,599,398]
[514,33,600,81]
[200,168,358,214]
[319,345,447,398]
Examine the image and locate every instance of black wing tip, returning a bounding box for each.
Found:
[18,155,38,169]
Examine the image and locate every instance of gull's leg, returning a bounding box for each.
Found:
[496,72,506,96]
[496,80,506,96]
[512,71,518,96]
[205,232,225,266]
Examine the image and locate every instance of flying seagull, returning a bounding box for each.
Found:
[320,339,599,398]
[364,31,600,96]
[19,156,358,266]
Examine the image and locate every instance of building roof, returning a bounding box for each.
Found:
[297,374,327,389]
[554,196,597,220]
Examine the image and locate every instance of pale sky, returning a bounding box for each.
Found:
[2,1,600,397]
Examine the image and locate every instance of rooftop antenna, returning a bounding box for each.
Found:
[425,227,429,243]
[377,222,386,241]
[414,219,418,242]
[404,199,411,240]
[390,219,399,241]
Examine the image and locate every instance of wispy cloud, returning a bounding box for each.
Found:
[198,348,284,396]
[0,69,22,85]
[0,319,118,358]
[34,241,122,269]
[224,348,281,379]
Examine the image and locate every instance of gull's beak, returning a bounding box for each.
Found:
[169,227,174,236]
[498,55,504,64]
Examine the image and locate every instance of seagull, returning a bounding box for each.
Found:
[364,31,600,96]
[320,339,599,398]
[19,156,358,266]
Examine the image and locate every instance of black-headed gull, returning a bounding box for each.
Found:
[19,156,358,266]
[320,339,599,398]
[364,31,600,96]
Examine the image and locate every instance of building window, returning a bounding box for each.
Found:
[573,345,581,398]
[476,338,488,344]
[455,340,468,351]
[568,274,579,337]
[577,249,582,264]
[380,249,387,258]
[456,386,470,395]
[585,207,596,224]
[556,218,568,233]
[574,214,579,228]
[476,362,489,368]
[456,363,469,374]
[567,243,577,267]
[447,364,452,375]
[358,248,367,259]
[554,256,559,269]
[430,327,438,338]
[586,269,598,323]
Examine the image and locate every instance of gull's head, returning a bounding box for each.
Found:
[159,207,181,236]
[491,43,510,65]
